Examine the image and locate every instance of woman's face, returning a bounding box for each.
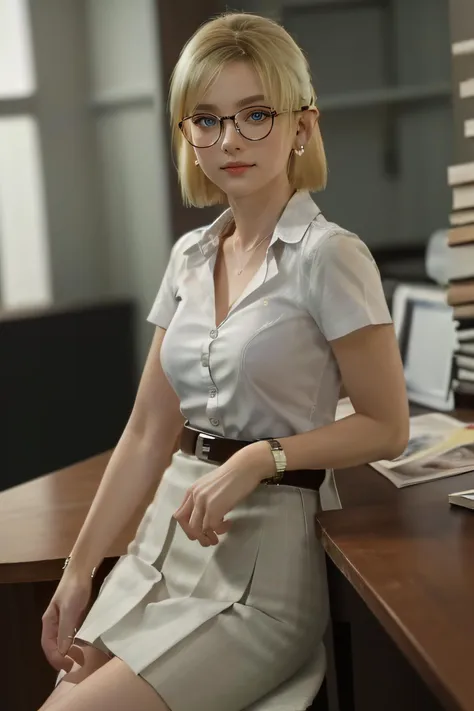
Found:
[188,61,299,199]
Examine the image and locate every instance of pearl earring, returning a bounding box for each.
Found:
[294,145,305,157]
[194,159,199,166]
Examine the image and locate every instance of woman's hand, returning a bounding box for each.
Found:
[173,441,275,546]
[41,570,93,672]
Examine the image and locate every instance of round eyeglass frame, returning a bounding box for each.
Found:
[178,105,310,148]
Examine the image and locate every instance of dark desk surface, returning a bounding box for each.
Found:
[317,407,474,711]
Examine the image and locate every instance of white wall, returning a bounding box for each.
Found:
[86,0,172,368]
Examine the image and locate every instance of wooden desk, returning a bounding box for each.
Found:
[317,418,474,711]
[0,450,131,710]
[2,425,474,710]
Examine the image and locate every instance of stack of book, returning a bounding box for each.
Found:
[447,165,474,397]
[447,24,474,402]
[447,162,474,395]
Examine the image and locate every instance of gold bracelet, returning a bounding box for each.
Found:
[62,555,96,579]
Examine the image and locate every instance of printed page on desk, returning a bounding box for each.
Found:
[336,398,474,488]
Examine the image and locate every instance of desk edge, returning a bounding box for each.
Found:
[318,523,465,711]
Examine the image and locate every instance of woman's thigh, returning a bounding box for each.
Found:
[38,656,170,711]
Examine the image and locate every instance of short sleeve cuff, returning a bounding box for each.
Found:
[322,301,392,341]
[309,231,392,341]
[147,295,176,329]
[147,242,180,329]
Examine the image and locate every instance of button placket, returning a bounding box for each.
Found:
[206,394,220,427]
[202,332,220,427]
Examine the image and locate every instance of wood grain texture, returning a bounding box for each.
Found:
[0,451,152,584]
[317,408,474,711]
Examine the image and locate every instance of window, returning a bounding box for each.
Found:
[0,117,52,306]
[0,0,51,308]
[0,0,35,97]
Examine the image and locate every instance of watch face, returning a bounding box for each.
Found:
[273,450,286,471]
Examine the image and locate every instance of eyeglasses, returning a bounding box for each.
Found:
[179,104,309,148]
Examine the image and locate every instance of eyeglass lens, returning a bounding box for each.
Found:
[181,106,274,147]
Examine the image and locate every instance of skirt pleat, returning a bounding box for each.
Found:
[75,450,329,711]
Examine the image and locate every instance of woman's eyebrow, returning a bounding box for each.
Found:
[194,94,267,112]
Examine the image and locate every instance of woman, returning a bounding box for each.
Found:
[40,11,409,711]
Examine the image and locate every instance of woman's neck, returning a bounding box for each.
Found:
[224,180,296,249]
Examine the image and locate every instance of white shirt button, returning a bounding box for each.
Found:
[201,354,209,367]
[210,418,220,426]
[209,388,217,398]
[210,329,218,339]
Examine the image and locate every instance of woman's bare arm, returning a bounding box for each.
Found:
[246,324,410,477]
[66,326,184,580]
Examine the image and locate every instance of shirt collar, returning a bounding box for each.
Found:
[183,190,321,258]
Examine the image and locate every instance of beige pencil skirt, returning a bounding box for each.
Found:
[73,450,330,711]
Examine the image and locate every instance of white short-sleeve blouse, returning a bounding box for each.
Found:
[148,190,392,442]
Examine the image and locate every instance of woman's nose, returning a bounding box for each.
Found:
[220,118,242,150]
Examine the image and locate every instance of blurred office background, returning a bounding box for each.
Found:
[0,0,456,489]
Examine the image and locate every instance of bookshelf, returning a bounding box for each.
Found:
[447,0,474,406]
[317,82,451,112]
[282,0,453,253]
[449,0,474,164]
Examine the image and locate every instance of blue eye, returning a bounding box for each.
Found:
[242,109,272,123]
[193,115,217,128]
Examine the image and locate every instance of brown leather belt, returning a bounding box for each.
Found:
[180,423,326,492]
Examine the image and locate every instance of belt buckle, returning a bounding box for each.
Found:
[195,432,216,461]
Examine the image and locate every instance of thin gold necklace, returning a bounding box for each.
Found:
[232,232,272,276]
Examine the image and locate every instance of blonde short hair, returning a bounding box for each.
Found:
[169,12,327,208]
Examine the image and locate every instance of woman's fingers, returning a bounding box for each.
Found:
[57,605,80,657]
[188,495,205,536]
[213,519,232,535]
[41,604,73,672]
[174,489,225,546]
[174,494,195,534]
[189,505,218,547]
[174,493,209,545]
[174,473,234,547]
[67,644,85,666]
[202,529,220,546]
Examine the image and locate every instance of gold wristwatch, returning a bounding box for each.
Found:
[266,438,287,483]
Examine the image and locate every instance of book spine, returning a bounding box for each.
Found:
[448,162,474,186]
[449,209,474,226]
[453,185,474,211]
[454,304,474,319]
[448,225,474,245]
[448,281,474,305]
